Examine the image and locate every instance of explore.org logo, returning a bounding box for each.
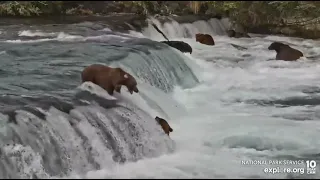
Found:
[241,159,317,175]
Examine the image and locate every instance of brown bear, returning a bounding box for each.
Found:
[195,33,215,46]
[81,64,139,95]
[227,30,251,38]
[155,116,173,136]
[268,42,303,61]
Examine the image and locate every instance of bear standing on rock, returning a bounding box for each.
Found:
[195,33,215,46]
[155,116,173,136]
[81,64,139,96]
[268,42,304,61]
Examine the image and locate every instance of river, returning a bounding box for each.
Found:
[0,16,319,179]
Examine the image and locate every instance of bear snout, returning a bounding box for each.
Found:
[133,86,139,93]
[128,86,139,94]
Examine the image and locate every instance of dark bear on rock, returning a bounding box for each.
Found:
[155,116,173,136]
[227,30,250,38]
[160,41,192,54]
[81,64,139,95]
[268,42,303,61]
[151,22,192,54]
[195,33,215,46]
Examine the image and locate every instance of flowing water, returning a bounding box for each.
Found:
[0,16,320,179]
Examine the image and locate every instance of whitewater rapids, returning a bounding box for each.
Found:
[0,17,319,179]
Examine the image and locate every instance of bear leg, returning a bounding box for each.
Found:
[107,86,114,95]
[115,85,122,93]
[101,82,115,95]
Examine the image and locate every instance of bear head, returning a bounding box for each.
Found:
[115,68,139,94]
[268,42,289,53]
[226,30,236,37]
[195,33,203,41]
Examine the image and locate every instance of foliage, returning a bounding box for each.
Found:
[0,1,319,30]
[0,1,193,17]
[0,1,319,38]
[116,1,177,16]
[205,1,320,29]
[66,4,93,16]
[0,1,65,17]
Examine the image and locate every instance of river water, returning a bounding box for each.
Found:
[0,17,319,179]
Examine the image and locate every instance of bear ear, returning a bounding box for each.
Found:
[169,128,173,132]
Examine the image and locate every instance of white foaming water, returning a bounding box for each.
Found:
[4,32,83,43]
[4,31,131,44]
[2,18,319,178]
[3,144,49,179]
[78,82,117,101]
[18,30,57,37]
[100,28,112,32]
[142,17,229,41]
[75,19,320,179]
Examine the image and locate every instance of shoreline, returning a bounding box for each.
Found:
[0,13,227,34]
[1,13,319,40]
[0,13,223,25]
[0,13,144,25]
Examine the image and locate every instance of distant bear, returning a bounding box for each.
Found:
[268,42,303,61]
[81,64,139,95]
[195,33,215,46]
[155,116,173,136]
[227,30,251,38]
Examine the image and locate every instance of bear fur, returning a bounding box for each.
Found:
[268,42,303,61]
[227,30,251,38]
[160,41,193,54]
[81,64,139,95]
[195,33,215,46]
[155,116,173,136]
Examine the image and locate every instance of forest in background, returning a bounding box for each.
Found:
[0,1,319,39]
